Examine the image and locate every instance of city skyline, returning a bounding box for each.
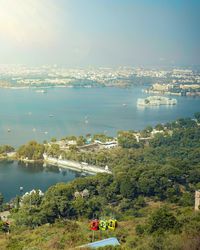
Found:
[0,0,199,67]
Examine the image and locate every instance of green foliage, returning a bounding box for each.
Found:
[2,114,200,249]
[0,219,9,233]
[178,192,194,206]
[92,133,112,143]
[51,137,57,142]
[76,136,86,146]
[17,141,45,160]
[0,145,14,154]
[155,123,164,131]
[21,190,43,207]
[135,224,146,236]
[194,112,200,122]
[0,193,3,207]
[147,207,180,234]
[12,115,200,229]
[46,144,61,158]
[120,176,137,199]
[145,126,153,133]
[118,131,140,148]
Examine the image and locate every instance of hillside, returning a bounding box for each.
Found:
[0,114,200,249]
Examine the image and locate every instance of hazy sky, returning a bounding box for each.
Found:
[0,0,199,67]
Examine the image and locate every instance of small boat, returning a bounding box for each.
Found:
[122,103,127,107]
[44,131,48,135]
[49,114,54,118]
[84,115,89,124]
[7,128,11,132]
[35,89,47,93]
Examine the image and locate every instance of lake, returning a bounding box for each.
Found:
[1,86,200,147]
[0,85,200,201]
[0,160,84,202]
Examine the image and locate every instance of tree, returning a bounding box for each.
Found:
[145,126,153,133]
[51,137,57,142]
[92,133,110,143]
[118,131,140,148]
[148,207,180,233]
[0,220,9,233]
[179,193,194,206]
[76,136,86,146]
[17,141,45,160]
[46,144,60,157]
[21,190,43,207]
[0,193,3,206]
[194,112,200,122]
[155,123,164,131]
[120,176,137,199]
[0,145,14,154]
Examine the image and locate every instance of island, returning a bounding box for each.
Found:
[137,96,177,106]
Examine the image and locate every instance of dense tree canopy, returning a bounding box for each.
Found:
[17,141,45,160]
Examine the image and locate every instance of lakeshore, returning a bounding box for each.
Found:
[0,153,111,175]
[43,154,112,175]
[0,160,84,202]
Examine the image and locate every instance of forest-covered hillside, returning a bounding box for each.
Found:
[0,114,200,249]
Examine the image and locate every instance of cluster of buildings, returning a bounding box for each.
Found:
[0,65,199,89]
[0,65,135,88]
[146,82,200,96]
[49,138,118,152]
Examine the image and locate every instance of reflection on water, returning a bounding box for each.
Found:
[137,104,175,111]
[18,161,44,173]
[45,165,60,174]
[17,161,86,177]
[0,160,88,202]
[0,159,14,165]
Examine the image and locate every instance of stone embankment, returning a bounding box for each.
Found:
[43,154,112,175]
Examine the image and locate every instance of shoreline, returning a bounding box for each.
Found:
[0,84,143,90]
[0,154,112,175]
[43,155,112,175]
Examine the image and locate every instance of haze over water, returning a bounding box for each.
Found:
[1,85,200,147]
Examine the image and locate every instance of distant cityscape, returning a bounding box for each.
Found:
[0,65,200,96]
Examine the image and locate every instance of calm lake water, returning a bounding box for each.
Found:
[1,86,200,147]
[0,160,84,202]
[0,85,200,201]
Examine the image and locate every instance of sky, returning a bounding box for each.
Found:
[0,0,199,67]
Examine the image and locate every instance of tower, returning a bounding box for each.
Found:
[195,190,200,211]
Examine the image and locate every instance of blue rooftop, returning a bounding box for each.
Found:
[80,237,120,249]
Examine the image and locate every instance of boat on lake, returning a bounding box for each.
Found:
[35,89,47,93]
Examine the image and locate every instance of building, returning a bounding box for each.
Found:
[152,83,173,92]
[195,190,200,211]
[94,140,118,149]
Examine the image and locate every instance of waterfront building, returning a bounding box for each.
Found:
[137,96,177,106]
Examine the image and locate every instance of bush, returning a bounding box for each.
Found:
[148,207,180,234]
